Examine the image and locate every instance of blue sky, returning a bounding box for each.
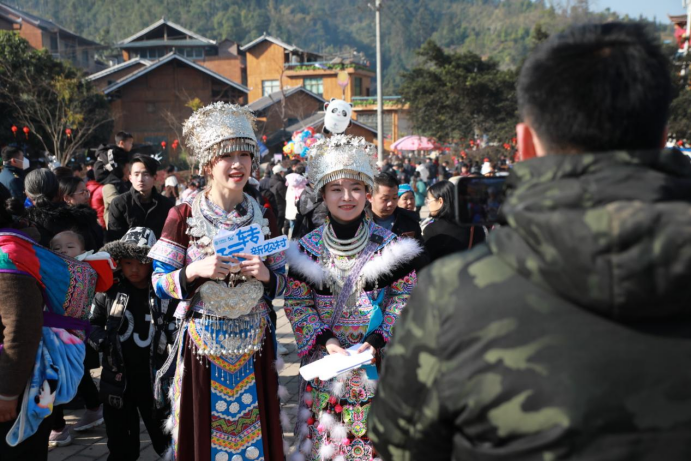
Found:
[597,0,687,22]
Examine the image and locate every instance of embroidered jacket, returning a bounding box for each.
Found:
[284,220,421,357]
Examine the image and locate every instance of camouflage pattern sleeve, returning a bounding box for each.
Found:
[370,248,485,461]
[283,275,330,357]
[369,264,453,461]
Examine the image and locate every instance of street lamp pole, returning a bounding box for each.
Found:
[375,0,384,163]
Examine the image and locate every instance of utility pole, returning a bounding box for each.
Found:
[375,0,384,163]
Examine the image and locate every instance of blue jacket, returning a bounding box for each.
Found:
[0,165,25,201]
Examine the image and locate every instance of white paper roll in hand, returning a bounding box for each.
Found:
[299,344,374,381]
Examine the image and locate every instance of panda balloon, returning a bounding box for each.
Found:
[323,98,352,135]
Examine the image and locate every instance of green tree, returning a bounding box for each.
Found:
[667,51,691,142]
[400,40,517,143]
[10,0,672,97]
[0,32,112,164]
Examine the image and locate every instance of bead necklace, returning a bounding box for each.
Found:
[320,219,371,310]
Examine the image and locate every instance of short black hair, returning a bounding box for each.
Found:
[131,154,159,176]
[518,23,672,153]
[427,180,456,221]
[71,163,83,172]
[294,165,306,175]
[166,165,176,174]
[115,131,133,144]
[59,176,84,198]
[52,166,74,180]
[1,146,22,163]
[373,172,399,193]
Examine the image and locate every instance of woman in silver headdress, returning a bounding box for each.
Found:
[284,135,422,461]
[148,102,286,461]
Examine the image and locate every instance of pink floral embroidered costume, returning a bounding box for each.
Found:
[283,135,422,461]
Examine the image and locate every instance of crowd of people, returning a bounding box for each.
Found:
[0,22,689,461]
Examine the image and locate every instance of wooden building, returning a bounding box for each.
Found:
[87,58,153,92]
[241,34,375,104]
[101,52,249,162]
[116,18,245,85]
[248,86,328,141]
[351,96,411,152]
[0,1,102,74]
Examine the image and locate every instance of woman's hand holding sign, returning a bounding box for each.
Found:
[234,253,270,283]
[185,254,239,282]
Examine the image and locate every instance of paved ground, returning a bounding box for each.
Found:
[48,301,300,461]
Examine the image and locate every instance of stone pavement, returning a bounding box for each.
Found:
[48,301,300,461]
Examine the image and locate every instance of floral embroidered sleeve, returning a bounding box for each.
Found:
[374,270,417,343]
[263,250,287,300]
[152,260,186,300]
[284,275,329,357]
[148,206,190,300]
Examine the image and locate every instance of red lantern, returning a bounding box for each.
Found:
[677,140,684,146]
[161,141,167,149]
[65,128,72,138]
[262,135,267,142]
[11,125,17,137]
[172,140,179,151]
[22,126,29,140]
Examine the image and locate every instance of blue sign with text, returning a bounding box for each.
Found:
[213,223,288,258]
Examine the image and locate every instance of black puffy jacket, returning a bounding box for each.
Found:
[106,187,174,242]
[24,202,104,251]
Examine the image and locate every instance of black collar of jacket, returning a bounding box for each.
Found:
[130,186,161,209]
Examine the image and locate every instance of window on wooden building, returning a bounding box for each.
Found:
[354,77,362,97]
[182,48,204,59]
[356,112,393,138]
[262,80,280,96]
[304,78,324,96]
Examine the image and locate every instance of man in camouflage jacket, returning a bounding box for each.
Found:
[370,23,690,461]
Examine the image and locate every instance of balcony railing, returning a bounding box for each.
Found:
[284,61,371,72]
[351,96,404,107]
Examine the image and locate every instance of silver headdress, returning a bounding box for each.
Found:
[307,134,377,192]
[182,102,259,170]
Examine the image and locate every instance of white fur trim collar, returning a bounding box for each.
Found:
[286,237,422,285]
[286,241,328,286]
[361,237,422,283]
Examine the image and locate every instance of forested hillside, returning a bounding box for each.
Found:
[9,0,671,92]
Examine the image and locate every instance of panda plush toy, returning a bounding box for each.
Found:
[323,98,352,135]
